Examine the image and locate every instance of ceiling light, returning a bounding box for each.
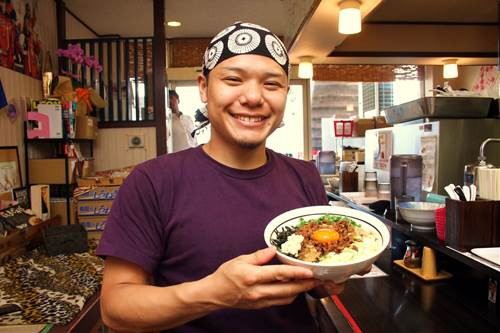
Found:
[166,21,181,27]
[298,56,313,79]
[443,59,458,79]
[338,0,362,35]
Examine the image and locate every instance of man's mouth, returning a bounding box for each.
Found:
[232,114,267,124]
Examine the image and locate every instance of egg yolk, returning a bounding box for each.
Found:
[312,229,340,243]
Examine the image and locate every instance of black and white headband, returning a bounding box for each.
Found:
[202,22,289,77]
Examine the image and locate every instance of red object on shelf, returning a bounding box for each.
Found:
[435,207,446,241]
[333,120,354,137]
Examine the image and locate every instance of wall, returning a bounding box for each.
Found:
[0,1,58,185]
[93,127,156,171]
[66,12,98,39]
[430,65,499,98]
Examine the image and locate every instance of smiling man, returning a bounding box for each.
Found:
[97,22,342,333]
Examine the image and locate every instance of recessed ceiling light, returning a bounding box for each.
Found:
[166,21,181,27]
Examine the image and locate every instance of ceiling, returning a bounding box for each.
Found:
[64,0,499,65]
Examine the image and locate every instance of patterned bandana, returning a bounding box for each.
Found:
[202,22,289,77]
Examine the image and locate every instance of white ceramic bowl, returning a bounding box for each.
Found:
[398,202,445,230]
[264,205,390,283]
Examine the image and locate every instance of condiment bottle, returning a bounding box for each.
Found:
[403,240,422,268]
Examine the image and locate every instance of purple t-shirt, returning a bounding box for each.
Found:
[97,146,328,333]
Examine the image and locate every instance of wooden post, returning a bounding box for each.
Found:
[153,0,167,155]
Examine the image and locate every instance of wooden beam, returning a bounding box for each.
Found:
[55,0,66,73]
[153,0,166,155]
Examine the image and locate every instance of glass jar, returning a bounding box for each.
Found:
[403,240,422,268]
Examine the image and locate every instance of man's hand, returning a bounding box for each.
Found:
[205,247,318,309]
[309,265,373,298]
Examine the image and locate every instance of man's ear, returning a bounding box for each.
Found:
[197,74,208,103]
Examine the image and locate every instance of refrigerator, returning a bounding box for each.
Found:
[364,119,500,195]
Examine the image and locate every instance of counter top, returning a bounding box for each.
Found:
[329,191,500,281]
[322,191,500,332]
[323,249,500,333]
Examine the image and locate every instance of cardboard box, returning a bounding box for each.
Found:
[29,158,77,184]
[374,116,390,129]
[355,150,365,162]
[77,186,120,201]
[87,230,103,241]
[36,103,63,138]
[30,185,50,220]
[354,119,375,137]
[50,198,76,225]
[77,200,113,216]
[342,149,357,161]
[77,176,124,187]
[75,116,98,140]
[78,216,107,231]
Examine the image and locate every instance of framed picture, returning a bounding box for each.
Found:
[0,146,22,196]
[12,187,30,209]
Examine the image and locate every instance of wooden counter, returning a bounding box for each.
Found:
[321,191,500,332]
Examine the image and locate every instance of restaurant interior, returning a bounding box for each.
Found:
[0,0,499,332]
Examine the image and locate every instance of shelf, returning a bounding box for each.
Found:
[27,137,95,142]
[328,191,500,280]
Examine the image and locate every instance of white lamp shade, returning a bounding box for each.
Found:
[338,1,361,34]
[298,60,313,79]
[443,60,458,79]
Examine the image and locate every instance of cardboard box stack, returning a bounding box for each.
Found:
[75,166,133,241]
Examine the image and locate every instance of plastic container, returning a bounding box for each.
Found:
[435,207,446,241]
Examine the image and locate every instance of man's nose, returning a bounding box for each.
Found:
[239,81,263,107]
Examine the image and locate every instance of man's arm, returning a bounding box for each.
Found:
[100,247,317,332]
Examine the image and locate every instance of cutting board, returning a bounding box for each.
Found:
[471,247,500,265]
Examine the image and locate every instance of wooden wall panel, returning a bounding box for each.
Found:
[93,127,156,172]
[0,67,43,186]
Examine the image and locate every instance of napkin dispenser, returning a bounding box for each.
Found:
[445,198,500,251]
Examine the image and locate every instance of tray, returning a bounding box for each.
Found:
[393,259,453,281]
[471,248,500,266]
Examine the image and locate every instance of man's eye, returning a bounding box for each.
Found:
[265,81,283,88]
[225,77,241,82]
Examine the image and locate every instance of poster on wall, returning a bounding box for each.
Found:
[0,0,42,79]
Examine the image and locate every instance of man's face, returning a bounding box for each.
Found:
[198,54,288,150]
[169,94,179,113]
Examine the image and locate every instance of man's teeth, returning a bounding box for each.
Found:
[235,115,264,123]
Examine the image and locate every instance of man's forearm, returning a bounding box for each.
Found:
[101,276,220,332]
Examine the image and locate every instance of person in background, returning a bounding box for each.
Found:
[169,89,197,152]
[97,21,345,333]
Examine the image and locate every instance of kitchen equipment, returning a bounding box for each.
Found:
[435,207,446,241]
[383,97,495,124]
[453,186,467,201]
[316,150,336,175]
[390,155,422,210]
[425,192,447,204]
[445,198,500,251]
[398,202,445,230]
[264,205,390,283]
[377,182,391,200]
[365,119,500,197]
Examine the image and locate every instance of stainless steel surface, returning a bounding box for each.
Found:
[438,119,500,193]
[390,155,423,209]
[478,138,500,165]
[384,97,494,124]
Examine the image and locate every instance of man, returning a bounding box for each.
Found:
[169,89,197,152]
[97,22,343,333]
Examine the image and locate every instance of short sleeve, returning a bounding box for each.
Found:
[96,167,166,274]
[305,161,329,205]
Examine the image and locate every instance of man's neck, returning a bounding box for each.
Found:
[202,140,267,170]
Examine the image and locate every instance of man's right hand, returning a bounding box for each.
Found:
[205,247,318,309]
